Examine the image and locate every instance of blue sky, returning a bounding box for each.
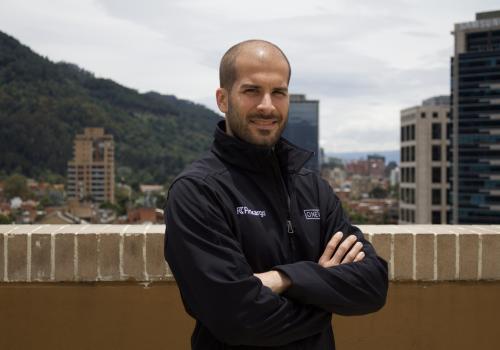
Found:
[1,0,499,152]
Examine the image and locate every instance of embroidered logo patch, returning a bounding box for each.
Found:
[236,206,266,218]
[304,209,320,220]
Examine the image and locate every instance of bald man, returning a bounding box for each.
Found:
[164,40,388,349]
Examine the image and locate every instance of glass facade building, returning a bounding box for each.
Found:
[451,11,500,223]
[282,94,320,171]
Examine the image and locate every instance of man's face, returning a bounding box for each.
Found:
[217,48,290,147]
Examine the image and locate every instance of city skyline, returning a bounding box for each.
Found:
[0,0,499,153]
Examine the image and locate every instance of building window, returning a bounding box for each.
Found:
[432,189,441,205]
[432,112,438,118]
[401,126,405,142]
[410,167,415,183]
[410,210,415,223]
[432,123,441,140]
[410,189,415,204]
[432,211,441,224]
[421,112,426,118]
[410,124,415,140]
[432,145,441,161]
[410,146,415,161]
[402,146,410,163]
[432,167,441,183]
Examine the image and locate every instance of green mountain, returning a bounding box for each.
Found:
[0,31,222,187]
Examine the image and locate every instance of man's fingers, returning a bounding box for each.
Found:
[341,241,363,264]
[318,232,343,266]
[331,235,358,265]
[353,251,365,262]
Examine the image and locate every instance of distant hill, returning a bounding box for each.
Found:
[0,31,222,186]
[327,150,400,164]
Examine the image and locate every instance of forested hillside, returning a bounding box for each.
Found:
[0,31,221,186]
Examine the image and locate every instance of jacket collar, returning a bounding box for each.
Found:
[211,120,313,173]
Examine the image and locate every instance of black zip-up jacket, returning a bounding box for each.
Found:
[164,121,388,349]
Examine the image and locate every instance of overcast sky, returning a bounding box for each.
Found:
[1,0,499,153]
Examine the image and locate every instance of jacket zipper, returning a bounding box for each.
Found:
[271,152,296,262]
[286,178,297,262]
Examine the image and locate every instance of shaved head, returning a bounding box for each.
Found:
[219,39,291,90]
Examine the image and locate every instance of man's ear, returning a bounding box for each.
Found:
[216,88,228,114]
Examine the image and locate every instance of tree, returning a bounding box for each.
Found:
[115,185,132,216]
[3,173,31,199]
[344,205,370,225]
[370,186,387,199]
[154,193,167,209]
[39,170,65,184]
[99,201,121,214]
[0,213,13,224]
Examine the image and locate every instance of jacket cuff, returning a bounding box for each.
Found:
[272,262,316,301]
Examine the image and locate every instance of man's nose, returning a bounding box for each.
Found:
[256,93,275,115]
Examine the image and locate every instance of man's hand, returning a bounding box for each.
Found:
[254,270,291,294]
[318,232,365,268]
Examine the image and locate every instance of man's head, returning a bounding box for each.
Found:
[216,40,291,147]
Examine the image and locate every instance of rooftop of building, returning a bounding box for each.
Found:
[400,95,450,115]
[455,10,500,31]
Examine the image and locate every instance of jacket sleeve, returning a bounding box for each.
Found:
[164,176,331,347]
[273,178,389,316]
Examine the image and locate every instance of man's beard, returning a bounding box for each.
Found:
[226,101,287,147]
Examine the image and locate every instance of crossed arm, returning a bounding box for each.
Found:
[255,232,366,294]
[254,180,388,316]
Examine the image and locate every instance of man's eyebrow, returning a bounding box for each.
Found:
[239,84,288,90]
[240,84,260,89]
[273,87,288,92]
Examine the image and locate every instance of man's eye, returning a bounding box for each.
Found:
[245,88,257,93]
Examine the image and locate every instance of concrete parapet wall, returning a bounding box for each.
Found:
[1,224,500,350]
[1,224,499,282]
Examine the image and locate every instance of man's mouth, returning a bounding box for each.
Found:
[249,118,279,130]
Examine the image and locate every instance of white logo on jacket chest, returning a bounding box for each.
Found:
[304,209,320,220]
[236,206,266,218]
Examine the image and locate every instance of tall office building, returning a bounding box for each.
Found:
[451,11,500,223]
[283,94,320,171]
[67,128,115,203]
[399,96,451,224]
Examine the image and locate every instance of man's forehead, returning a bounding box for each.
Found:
[236,43,286,64]
[237,75,289,89]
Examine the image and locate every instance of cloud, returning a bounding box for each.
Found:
[404,31,440,38]
[0,0,497,153]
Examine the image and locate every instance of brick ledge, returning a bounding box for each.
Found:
[0,225,499,282]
